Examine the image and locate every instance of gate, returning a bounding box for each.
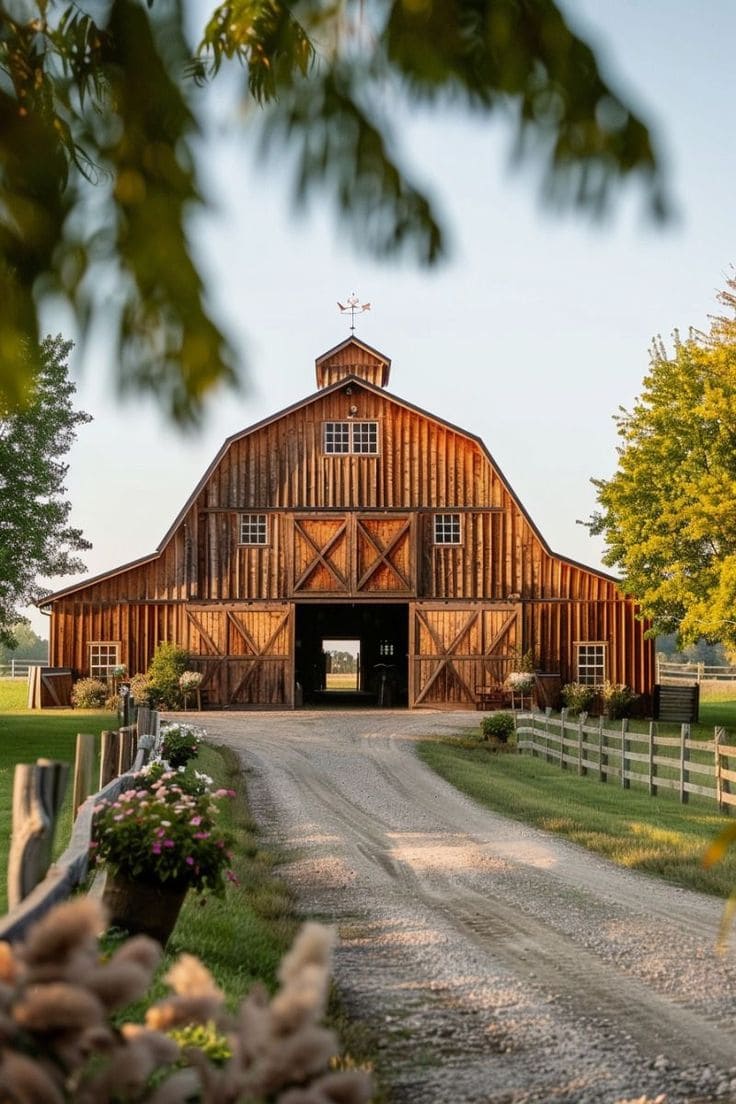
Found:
[185,604,293,707]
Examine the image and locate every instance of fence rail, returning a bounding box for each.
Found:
[0,660,47,679]
[515,710,735,812]
[657,659,736,683]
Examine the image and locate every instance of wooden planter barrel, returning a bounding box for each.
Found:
[103,875,188,945]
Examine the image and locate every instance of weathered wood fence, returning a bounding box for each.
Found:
[515,710,736,813]
[0,705,161,943]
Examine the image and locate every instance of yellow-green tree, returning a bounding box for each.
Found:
[0,0,666,426]
[590,277,736,646]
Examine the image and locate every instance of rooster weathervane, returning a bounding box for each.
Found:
[338,293,371,333]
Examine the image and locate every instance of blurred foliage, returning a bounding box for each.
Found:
[590,275,736,647]
[0,335,90,648]
[0,0,666,426]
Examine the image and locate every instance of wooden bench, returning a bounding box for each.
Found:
[475,686,509,711]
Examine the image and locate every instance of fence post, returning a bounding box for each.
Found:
[117,726,137,774]
[8,760,69,908]
[577,712,588,776]
[680,723,690,804]
[72,733,96,815]
[560,708,568,770]
[598,716,607,782]
[715,726,728,814]
[648,721,657,797]
[544,707,552,763]
[99,730,121,788]
[620,718,629,789]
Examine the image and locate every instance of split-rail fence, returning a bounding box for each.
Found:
[515,710,736,814]
[0,706,161,943]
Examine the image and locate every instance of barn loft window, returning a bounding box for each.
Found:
[239,513,268,545]
[89,642,120,679]
[575,642,606,685]
[433,513,462,545]
[323,421,378,454]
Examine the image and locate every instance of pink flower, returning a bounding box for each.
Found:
[164,839,175,848]
[185,856,195,866]
[225,870,240,885]
[190,816,202,826]
[152,843,162,855]
[194,831,210,840]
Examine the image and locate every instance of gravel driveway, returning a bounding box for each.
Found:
[199,709,736,1104]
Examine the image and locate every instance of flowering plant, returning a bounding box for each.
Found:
[160,722,203,768]
[505,671,535,694]
[111,663,128,678]
[179,669,204,691]
[134,760,215,800]
[92,784,236,896]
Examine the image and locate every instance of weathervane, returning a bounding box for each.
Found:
[337,292,371,333]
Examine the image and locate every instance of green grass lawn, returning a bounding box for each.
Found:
[418,693,736,899]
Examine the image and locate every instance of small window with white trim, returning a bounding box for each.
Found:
[89,642,120,679]
[239,513,268,545]
[323,421,379,454]
[575,642,606,686]
[434,513,461,545]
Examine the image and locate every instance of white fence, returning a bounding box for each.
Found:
[657,659,736,683]
[0,661,47,679]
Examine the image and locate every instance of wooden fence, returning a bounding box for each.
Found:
[657,658,736,683]
[0,660,46,679]
[515,710,736,813]
[0,705,161,943]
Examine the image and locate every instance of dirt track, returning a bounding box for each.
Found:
[201,710,736,1103]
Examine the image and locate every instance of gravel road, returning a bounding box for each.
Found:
[199,709,736,1104]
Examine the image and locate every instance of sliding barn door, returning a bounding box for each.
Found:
[409,602,520,707]
[185,603,293,708]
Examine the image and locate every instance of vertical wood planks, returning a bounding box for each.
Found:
[72,733,96,816]
[680,723,690,804]
[8,760,69,908]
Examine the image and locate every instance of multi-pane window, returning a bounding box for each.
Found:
[352,421,378,454]
[433,513,462,545]
[239,513,268,545]
[379,640,395,657]
[323,421,379,454]
[576,642,606,686]
[324,422,351,453]
[89,642,120,679]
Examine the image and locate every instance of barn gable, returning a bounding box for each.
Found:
[43,338,653,707]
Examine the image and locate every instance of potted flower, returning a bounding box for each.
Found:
[92,782,236,943]
[179,668,204,709]
[505,670,535,707]
[160,722,203,768]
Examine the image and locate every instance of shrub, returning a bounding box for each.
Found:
[146,641,189,709]
[602,680,639,719]
[505,671,535,694]
[71,677,108,708]
[561,682,596,715]
[129,671,152,703]
[480,711,515,743]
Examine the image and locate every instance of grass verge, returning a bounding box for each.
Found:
[417,738,736,897]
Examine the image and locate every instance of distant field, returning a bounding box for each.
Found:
[325,672,359,690]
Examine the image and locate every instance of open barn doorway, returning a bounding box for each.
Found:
[295,603,408,707]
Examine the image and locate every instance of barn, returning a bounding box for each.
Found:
[40,337,654,709]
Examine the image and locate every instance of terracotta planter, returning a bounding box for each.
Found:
[103,874,188,945]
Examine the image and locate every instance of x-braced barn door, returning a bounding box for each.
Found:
[290,515,416,595]
[409,603,520,707]
[185,605,293,708]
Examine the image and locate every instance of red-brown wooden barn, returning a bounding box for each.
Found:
[41,337,654,708]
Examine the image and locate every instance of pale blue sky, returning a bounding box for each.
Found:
[29,1,736,635]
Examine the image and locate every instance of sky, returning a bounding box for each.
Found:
[27,0,736,638]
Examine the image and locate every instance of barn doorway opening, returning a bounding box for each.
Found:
[322,639,360,692]
[295,603,408,707]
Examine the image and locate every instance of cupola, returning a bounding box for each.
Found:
[315,337,391,390]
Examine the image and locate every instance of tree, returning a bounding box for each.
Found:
[0,1,667,426]
[589,277,736,647]
[0,336,91,648]
[0,622,49,663]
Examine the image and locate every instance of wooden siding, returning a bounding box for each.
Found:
[46,350,654,705]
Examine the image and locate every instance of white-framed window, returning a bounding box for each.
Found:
[239,513,268,545]
[323,421,379,454]
[575,642,606,686]
[89,642,120,679]
[434,513,462,545]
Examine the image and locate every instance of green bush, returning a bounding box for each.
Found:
[561,682,596,716]
[602,681,638,719]
[129,672,152,704]
[480,712,515,743]
[161,723,201,768]
[71,678,108,709]
[146,642,189,709]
